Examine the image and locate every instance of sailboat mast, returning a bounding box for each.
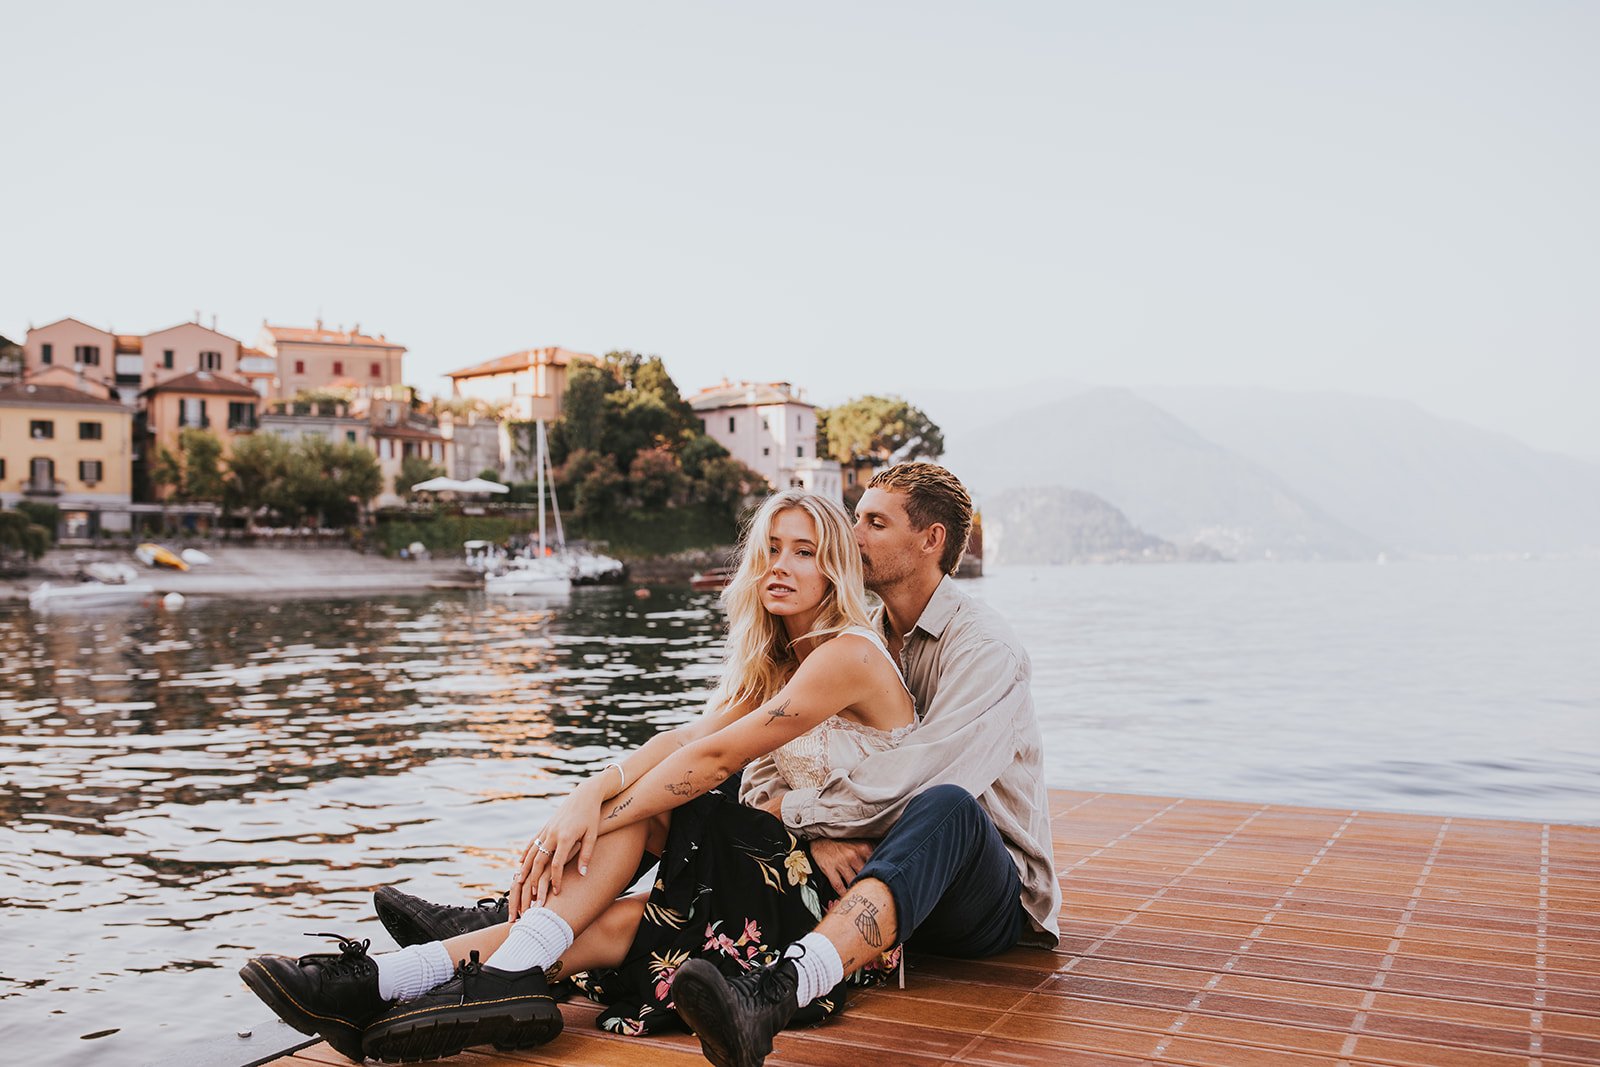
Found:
[536,419,547,556]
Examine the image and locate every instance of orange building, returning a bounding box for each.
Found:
[139,371,261,496]
[445,346,596,422]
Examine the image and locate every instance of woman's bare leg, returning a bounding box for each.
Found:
[439,812,669,966]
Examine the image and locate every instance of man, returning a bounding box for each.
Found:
[666,461,1059,1066]
[366,462,1058,1065]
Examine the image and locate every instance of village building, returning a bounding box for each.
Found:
[0,381,135,535]
[367,390,449,508]
[21,317,119,398]
[687,380,842,500]
[138,371,261,499]
[445,346,596,423]
[256,322,405,399]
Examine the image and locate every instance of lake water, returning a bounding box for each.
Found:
[2,560,1596,1065]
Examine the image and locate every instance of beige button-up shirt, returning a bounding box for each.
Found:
[741,576,1061,944]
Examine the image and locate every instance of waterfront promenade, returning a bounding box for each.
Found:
[261,788,1600,1067]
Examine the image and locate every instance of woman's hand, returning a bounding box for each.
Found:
[510,783,604,919]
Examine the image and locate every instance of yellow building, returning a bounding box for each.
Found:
[0,381,135,535]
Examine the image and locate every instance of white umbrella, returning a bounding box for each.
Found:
[411,476,467,492]
[456,477,510,494]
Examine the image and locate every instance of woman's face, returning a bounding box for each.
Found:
[760,507,830,621]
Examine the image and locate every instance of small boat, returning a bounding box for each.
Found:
[569,549,627,586]
[86,561,140,584]
[180,548,214,566]
[485,556,572,597]
[30,580,156,610]
[135,543,189,571]
[689,566,736,592]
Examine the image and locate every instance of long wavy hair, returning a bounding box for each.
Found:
[710,489,876,716]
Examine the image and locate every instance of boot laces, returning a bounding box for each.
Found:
[299,932,373,977]
[453,950,483,1005]
[743,949,800,1006]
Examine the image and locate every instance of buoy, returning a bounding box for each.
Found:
[162,592,186,610]
[633,587,651,599]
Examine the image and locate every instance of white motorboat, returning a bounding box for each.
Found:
[180,548,214,566]
[30,580,156,610]
[86,561,141,584]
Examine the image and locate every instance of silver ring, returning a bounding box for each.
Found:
[535,844,552,855]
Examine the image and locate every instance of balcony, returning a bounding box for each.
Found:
[24,479,63,497]
[228,417,259,432]
[177,416,211,429]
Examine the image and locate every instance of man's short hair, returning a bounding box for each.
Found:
[868,462,974,575]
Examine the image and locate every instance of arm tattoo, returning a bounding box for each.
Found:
[664,777,695,796]
[764,699,794,726]
[605,796,634,821]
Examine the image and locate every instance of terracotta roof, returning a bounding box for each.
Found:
[141,371,260,399]
[446,347,596,379]
[688,380,813,411]
[265,324,403,348]
[115,334,143,354]
[0,382,127,409]
[28,316,113,337]
[241,346,270,359]
[370,422,446,441]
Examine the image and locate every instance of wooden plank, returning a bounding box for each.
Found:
[261,790,1600,1066]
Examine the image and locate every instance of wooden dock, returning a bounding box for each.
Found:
[267,790,1600,1066]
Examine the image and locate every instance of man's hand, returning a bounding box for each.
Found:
[810,838,875,896]
[760,794,784,819]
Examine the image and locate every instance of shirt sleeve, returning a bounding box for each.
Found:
[779,634,1026,839]
[737,751,790,812]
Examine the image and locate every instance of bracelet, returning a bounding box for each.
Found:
[604,762,626,791]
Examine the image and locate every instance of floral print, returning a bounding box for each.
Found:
[568,779,895,1036]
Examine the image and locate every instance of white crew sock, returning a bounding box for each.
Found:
[484,907,574,973]
[374,941,455,1001]
[783,932,844,1007]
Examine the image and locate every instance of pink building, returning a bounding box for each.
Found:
[22,317,117,396]
[257,322,405,399]
[687,380,841,500]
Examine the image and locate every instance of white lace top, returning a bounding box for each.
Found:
[769,626,916,791]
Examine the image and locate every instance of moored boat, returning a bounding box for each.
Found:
[135,543,189,571]
[689,566,735,592]
[30,580,156,610]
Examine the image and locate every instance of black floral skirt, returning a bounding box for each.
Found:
[568,779,900,1036]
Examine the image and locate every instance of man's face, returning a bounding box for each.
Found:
[853,487,926,592]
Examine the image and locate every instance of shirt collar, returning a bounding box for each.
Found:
[907,575,963,640]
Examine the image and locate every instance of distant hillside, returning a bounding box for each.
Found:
[954,388,1378,561]
[1142,387,1600,556]
[984,487,1226,564]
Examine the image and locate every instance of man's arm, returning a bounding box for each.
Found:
[780,636,1028,839]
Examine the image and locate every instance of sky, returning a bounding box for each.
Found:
[3,2,1596,458]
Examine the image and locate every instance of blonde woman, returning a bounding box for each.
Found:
[241,489,914,1062]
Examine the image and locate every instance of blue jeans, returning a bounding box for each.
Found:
[853,784,1027,957]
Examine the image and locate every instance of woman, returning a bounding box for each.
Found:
[241,489,914,1063]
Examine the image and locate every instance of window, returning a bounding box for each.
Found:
[179,398,208,428]
[796,445,804,458]
[75,344,101,366]
[346,431,357,443]
[0,458,5,480]
[41,343,53,364]
[30,420,54,440]
[79,460,103,484]
[796,414,802,430]
[728,416,736,433]
[762,446,770,456]
[200,350,222,371]
[333,361,344,376]
[294,360,305,374]
[78,421,102,441]
[227,402,257,431]
[762,417,769,431]
[698,418,706,432]
[163,349,175,369]
[370,362,381,377]
[30,457,55,489]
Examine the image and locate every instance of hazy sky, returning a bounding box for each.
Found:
[4,2,1595,458]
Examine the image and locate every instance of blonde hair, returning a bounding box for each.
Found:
[711,489,875,715]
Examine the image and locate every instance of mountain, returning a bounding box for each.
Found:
[984,487,1226,564]
[1141,387,1600,556]
[952,388,1378,561]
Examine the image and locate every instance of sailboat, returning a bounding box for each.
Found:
[485,420,573,597]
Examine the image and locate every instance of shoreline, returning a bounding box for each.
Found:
[0,543,733,601]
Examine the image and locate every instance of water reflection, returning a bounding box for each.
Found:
[0,587,726,1066]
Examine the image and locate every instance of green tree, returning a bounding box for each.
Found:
[225,433,293,525]
[397,454,446,499]
[1,508,52,561]
[150,445,183,499]
[816,395,945,465]
[282,439,383,526]
[553,448,625,521]
[178,428,226,502]
[628,445,690,509]
[557,362,616,458]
